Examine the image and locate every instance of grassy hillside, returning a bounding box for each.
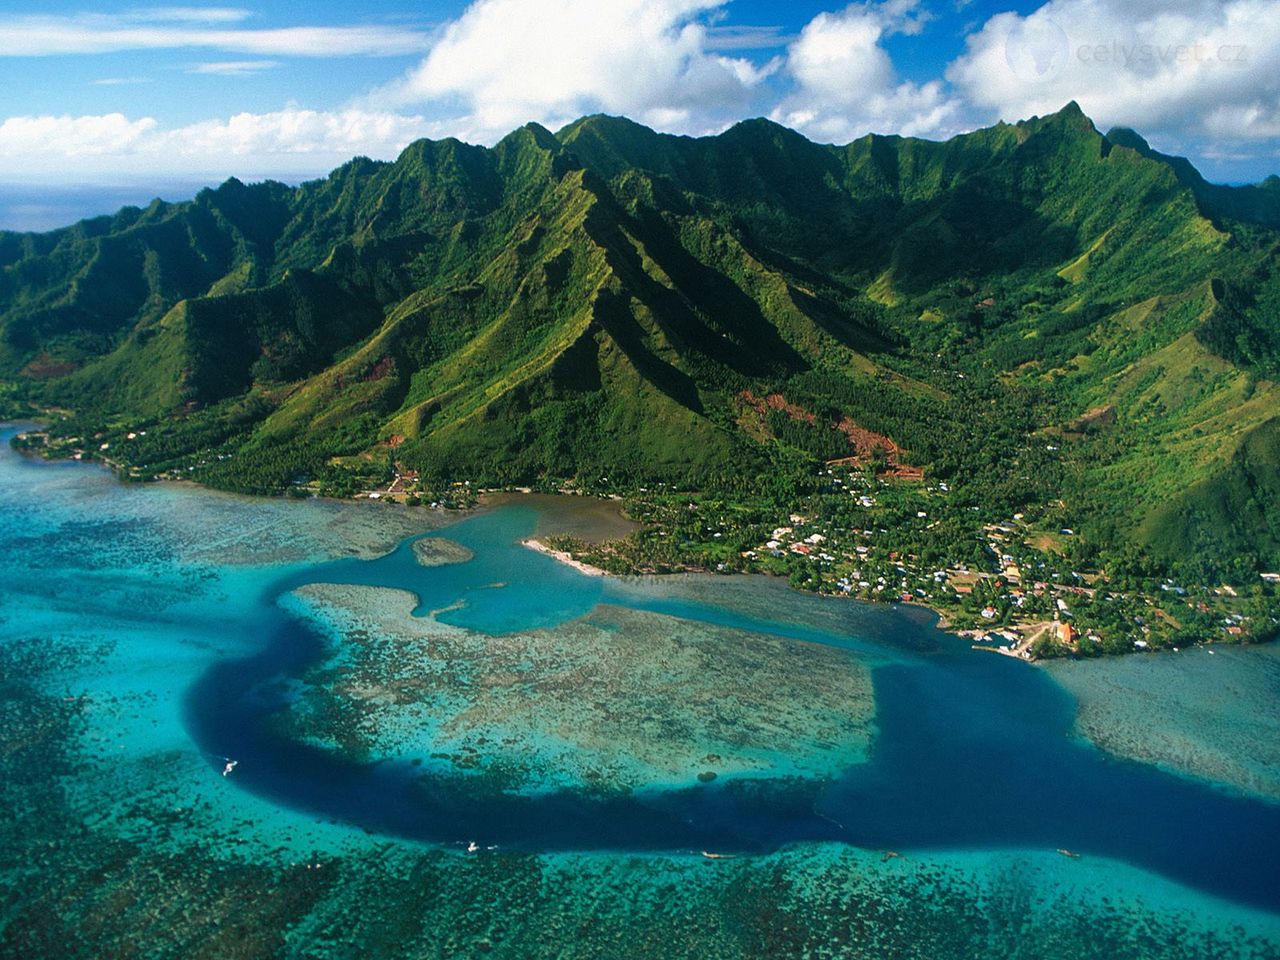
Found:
[3,103,1278,577]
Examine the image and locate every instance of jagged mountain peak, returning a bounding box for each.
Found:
[3,107,1278,569]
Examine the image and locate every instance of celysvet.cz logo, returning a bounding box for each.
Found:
[1004,19,1071,82]
[1004,18,1249,82]
[1075,40,1248,66]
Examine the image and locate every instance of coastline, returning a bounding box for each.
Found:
[518,532,1046,661]
[7,423,1275,661]
[520,537,608,577]
[515,535,1228,667]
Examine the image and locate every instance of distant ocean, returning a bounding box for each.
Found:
[0,179,301,232]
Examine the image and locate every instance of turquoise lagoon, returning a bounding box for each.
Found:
[2,424,1279,959]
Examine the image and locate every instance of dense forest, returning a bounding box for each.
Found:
[2,102,1279,584]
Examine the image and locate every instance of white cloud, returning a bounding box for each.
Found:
[374,0,778,140]
[703,25,792,52]
[189,60,279,76]
[0,114,159,158]
[0,12,427,57]
[4,0,1277,186]
[771,0,961,142]
[947,0,1279,143]
[0,109,446,181]
[168,108,442,158]
[127,7,253,24]
[1204,103,1280,142]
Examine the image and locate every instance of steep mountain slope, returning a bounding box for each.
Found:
[2,104,1277,574]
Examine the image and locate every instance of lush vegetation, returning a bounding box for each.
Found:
[3,102,1279,653]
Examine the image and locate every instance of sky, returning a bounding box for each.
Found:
[0,0,1276,230]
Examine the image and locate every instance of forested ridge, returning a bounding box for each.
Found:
[3,101,1279,582]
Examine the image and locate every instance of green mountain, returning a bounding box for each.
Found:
[3,103,1278,576]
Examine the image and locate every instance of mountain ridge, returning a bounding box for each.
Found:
[3,103,1279,578]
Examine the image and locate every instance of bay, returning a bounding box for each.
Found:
[3,424,1278,958]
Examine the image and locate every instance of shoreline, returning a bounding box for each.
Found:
[515,535,1043,660]
[519,537,608,577]
[8,425,1274,662]
[514,538,1257,667]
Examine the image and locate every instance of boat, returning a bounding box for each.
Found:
[1056,848,1081,859]
[701,851,738,860]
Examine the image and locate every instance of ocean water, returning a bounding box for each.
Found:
[2,424,1279,958]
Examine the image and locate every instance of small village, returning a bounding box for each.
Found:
[11,425,1280,660]
[543,464,1280,660]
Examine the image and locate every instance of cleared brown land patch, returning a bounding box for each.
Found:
[21,353,78,379]
[739,389,922,479]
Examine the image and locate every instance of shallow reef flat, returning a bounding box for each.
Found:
[5,628,1275,960]
[605,572,941,662]
[411,536,475,568]
[7,663,1279,960]
[0,442,470,876]
[280,583,876,793]
[1046,644,1280,801]
[0,454,449,570]
[146,488,452,566]
[0,606,379,867]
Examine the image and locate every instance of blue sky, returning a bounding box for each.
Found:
[0,1,1276,229]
